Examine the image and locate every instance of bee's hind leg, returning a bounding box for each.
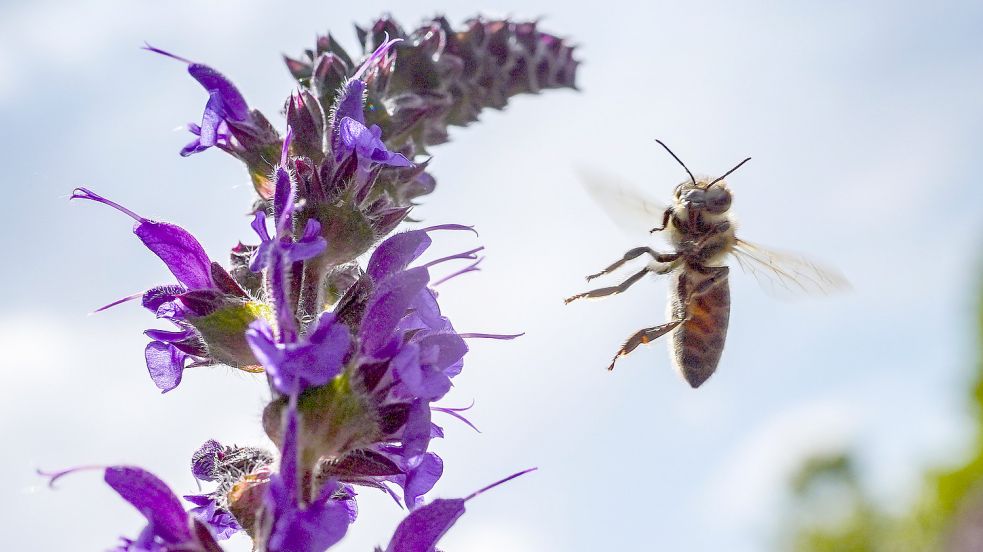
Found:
[585,247,679,282]
[607,318,685,371]
[565,267,653,304]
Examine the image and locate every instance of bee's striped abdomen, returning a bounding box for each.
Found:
[669,272,731,388]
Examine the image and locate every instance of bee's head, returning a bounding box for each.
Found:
[657,139,749,216]
[674,180,732,214]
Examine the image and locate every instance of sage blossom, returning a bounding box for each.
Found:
[52,12,578,550]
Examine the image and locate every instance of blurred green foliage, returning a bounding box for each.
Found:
[782,278,983,551]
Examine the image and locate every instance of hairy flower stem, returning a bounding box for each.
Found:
[298,258,329,327]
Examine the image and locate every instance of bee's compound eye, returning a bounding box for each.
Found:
[705,186,732,213]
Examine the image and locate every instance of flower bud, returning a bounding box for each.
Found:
[312,53,350,107]
[263,372,380,463]
[300,202,377,267]
[286,90,326,162]
[188,300,271,370]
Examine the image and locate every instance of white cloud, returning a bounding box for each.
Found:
[702,398,862,531]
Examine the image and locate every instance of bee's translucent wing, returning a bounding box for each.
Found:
[731,239,849,298]
[578,168,669,235]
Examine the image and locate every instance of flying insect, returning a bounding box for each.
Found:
[565,141,845,388]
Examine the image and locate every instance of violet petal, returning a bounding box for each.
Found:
[145,341,187,393]
[134,221,214,291]
[366,230,433,281]
[403,453,443,509]
[360,268,430,356]
[384,498,465,552]
[104,466,192,545]
[188,63,250,122]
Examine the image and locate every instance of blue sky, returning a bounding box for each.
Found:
[3,1,983,550]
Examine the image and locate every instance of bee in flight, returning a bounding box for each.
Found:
[565,141,846,388]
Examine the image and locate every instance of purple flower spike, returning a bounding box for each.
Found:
[246,312,352,395]
[71,187,214,291]
[384,468,537,552]
[145,43,250,157]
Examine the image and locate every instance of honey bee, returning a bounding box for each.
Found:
[565,141,846,388]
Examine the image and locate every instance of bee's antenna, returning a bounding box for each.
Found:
[708,157,752,187]
[655,140,696,187]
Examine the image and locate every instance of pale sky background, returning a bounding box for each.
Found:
[3,1,983,550]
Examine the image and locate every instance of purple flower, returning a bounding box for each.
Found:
[71,188,215,291]
[248,203,325,281]
[329,38,412,189]
[336,116,412,168]
[52,15,580,552]
[144,44,251,157]
[184,494,242,541]
[72,187,263,391]
[249,211,326,273]
[246,312,352,395]
[185,439,274,541]
[71,188,217,391]
[383,468,536,552]
[41,465,224,551]
[355,228,494,405]
[290,224,515,509]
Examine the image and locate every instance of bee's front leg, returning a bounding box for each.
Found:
[649,207,674,234]
[564,266,654,304]
[585,247,679,282]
